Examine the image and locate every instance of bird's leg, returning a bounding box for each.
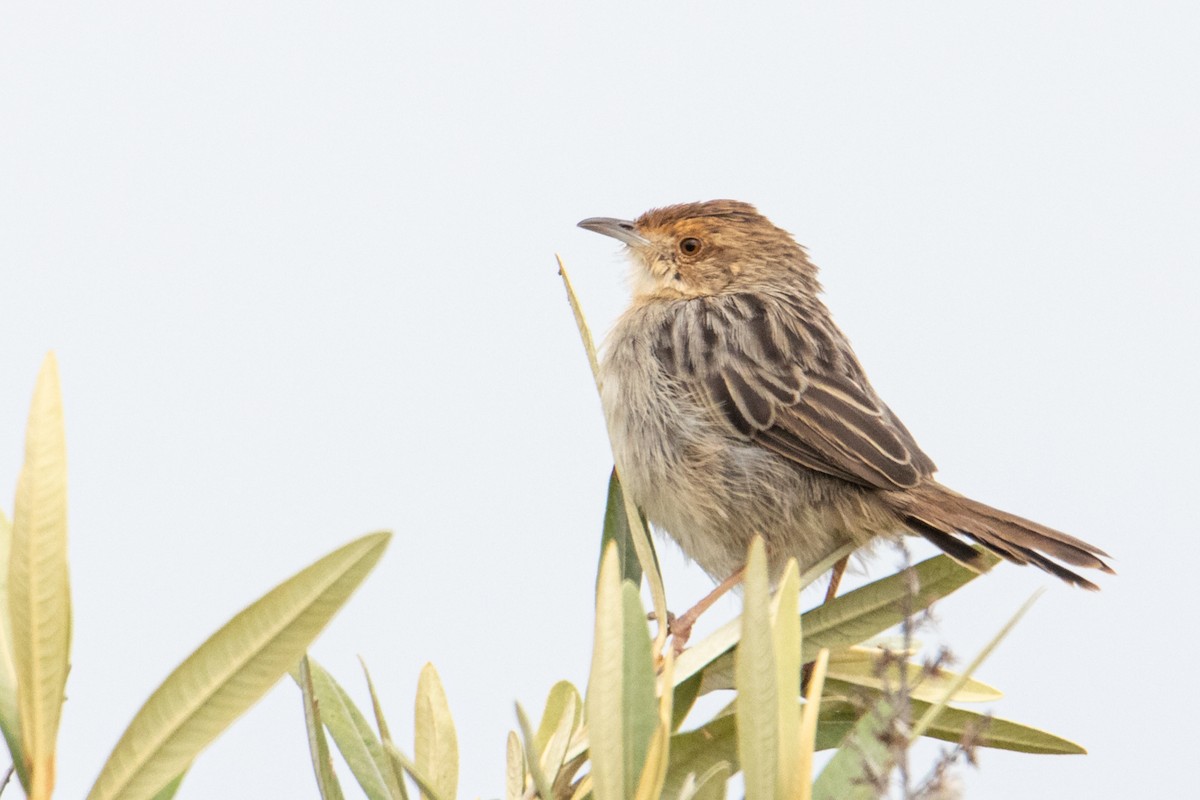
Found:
[668,566,746,655]
[823,555,850,605]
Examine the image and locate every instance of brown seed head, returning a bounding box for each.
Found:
[580,200,819,302]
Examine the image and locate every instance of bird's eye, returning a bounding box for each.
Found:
[679,237,702,255]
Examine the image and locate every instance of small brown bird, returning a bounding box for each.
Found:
[580,200,1112,593]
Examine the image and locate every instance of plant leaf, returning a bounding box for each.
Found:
[824,646,1002,704]
[735,537,776,800]
[797,648,830,800]
[800,553,999,663]
[10,352,71,800]
[505,731,525,800]
[414,663,458,800]
[88,530,390,800]
[300,658,395,800]
[811,696,896,800]
[515,702,554,800]
[534,681,582,761]
[816,688,1086,754]
[600,469,645,586]
[773,559,802,800]
[361,658,409,800]
[559,256,669,648]
[298,656,346,800]
[586,543,656,800]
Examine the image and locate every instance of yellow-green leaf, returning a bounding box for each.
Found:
[88,530,390,800]
[414,663,457,800]
[534,680,582,762]
[505,731,525,800]
[825,646,1001,704]
[735,537,775,800]
[772,559,802,800]
[301,658,394,800]
[298,656,346,800]
[361,658,409,800]
[586,543,656,800]
[11,352,71,800]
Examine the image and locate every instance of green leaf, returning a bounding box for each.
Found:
[800,553,999,663]
[812,696,895,800]
[735,537,776,800]
[671,544,853,696]
[10,352,71,799]
[300,658,395,800]
[298,656,346,800]
[911,591,1040,742]
[678,761,730,800]
[660,715,737,800]
[816,689,1086,755]
[361,658,409,800]
[533,681,582,760]
[772,559,802,800]
[414,663,458,800]
[88,530,390,800]
[696,553,997,696]
[515,702,554,800]
[559,258,669,641]
[586,543,657,800]
[599,469,644,586]
[825,646,1002,704]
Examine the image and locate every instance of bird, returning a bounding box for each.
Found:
[578,200,1112,606]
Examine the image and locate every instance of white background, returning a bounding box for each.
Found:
[1,2,1196,797]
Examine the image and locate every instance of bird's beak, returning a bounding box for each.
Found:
[577,217,650,247]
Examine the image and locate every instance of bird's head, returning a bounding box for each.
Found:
[578,200,816,301]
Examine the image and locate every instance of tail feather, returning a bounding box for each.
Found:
[893,483,1113,589]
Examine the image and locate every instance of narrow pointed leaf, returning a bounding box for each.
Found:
[560,257,668,645]
[414,663,457,800]
[586,543,656,800]
[799,553,999,663]
[772,559,802,800]
[361,658,409,800]
[911,591,1041,742]
[515,703,554,800]
[735,537,776,800]
[825,647,1001,704]
[11,352,71,799]
[147,774,185,800]
[298,657,346,800]
[797,648,830,799]
[301,658,394,800]
[815,690,1085,754]
[600,470,644,586]
[88,530,390,800]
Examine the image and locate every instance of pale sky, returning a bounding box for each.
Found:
[1,2,1196,798]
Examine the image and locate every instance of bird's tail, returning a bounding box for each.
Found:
[890,483,1114,590]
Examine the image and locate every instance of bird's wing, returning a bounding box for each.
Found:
[658,294,937,490]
